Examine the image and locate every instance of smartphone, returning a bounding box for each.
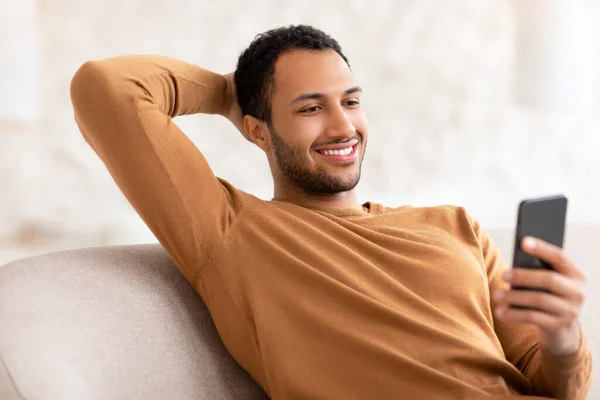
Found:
[509,195,567,304]
[512,194,568,271]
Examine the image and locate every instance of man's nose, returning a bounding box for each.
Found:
[324,106,356,139]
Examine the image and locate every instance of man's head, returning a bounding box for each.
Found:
[235,25,368,196]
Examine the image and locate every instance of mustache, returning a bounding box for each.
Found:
[312,135,362,148]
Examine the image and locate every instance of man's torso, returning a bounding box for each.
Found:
[196,195,532,399]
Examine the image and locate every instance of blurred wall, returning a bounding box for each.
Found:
[1,0,599,263]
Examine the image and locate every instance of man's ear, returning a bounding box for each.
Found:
[244,115,271,152]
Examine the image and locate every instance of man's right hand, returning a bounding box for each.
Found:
[222,72,248,140]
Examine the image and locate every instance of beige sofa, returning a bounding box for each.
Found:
[0,226,597,399]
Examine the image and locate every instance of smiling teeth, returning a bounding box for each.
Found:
[321,147,353,156]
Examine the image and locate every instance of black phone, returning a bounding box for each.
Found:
[512,194,568,271]
[509,195,567,301]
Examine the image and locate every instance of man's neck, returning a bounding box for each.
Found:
[272,186,363,211]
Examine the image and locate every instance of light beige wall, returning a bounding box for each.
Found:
[1,0,599,264]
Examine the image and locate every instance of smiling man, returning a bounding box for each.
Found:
[70,25,591,400]
[236,42,368,206]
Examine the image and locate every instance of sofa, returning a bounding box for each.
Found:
[0,226,597,399]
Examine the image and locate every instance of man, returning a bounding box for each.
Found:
[70,25,591,399]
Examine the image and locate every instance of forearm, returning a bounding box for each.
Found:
[522,329,592,400]
[71,55,231,120]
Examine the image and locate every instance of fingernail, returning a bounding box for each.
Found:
[495,290,506,301]
[523,237,536,250]
[502,270,513,280]
[496,307,505,317]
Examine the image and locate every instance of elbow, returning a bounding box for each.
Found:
[70,60,123,145]
[70,60,111,109]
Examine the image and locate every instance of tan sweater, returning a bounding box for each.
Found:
[70,55,592,400]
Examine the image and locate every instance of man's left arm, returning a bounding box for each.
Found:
[469,215,593,400]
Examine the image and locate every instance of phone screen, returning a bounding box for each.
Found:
[512,195,568,270]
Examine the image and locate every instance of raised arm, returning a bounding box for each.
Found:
[70,55,247,285]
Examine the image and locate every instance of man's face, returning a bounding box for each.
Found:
[266,49,368,194]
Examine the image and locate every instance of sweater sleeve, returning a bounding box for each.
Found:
[70,55,247,286]
[468,214,593,400]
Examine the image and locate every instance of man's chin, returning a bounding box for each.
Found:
[323,174,361,193]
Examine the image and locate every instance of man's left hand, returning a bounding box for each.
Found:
[493,236,587,356]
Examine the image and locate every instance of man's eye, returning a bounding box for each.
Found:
[345,100,360,107]
[301,106,321,113]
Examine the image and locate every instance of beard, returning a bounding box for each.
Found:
[268,126,365,194]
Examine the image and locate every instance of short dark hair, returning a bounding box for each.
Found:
[234,25,350,124]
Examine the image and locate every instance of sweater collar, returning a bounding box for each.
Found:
[271,200,384,217]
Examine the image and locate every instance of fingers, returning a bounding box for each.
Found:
[494,237,587,356]
[494,288,580,319]
[502,268,585,304]
[494,261,585,333]
[520,237,585,280]
[494,303,574,332]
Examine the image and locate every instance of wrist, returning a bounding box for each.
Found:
[544,320,582,356]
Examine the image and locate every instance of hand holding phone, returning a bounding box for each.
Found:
[493,194,587,356]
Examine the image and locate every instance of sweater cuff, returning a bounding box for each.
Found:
[540,324,592,385]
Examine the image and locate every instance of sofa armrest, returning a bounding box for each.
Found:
[0,244,267,400]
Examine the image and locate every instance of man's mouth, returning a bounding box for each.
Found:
[319,146,354,156]
[314,143,359,164]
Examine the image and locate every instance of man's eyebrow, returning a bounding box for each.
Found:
[344,86,363,95]
[290,86,363,105]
